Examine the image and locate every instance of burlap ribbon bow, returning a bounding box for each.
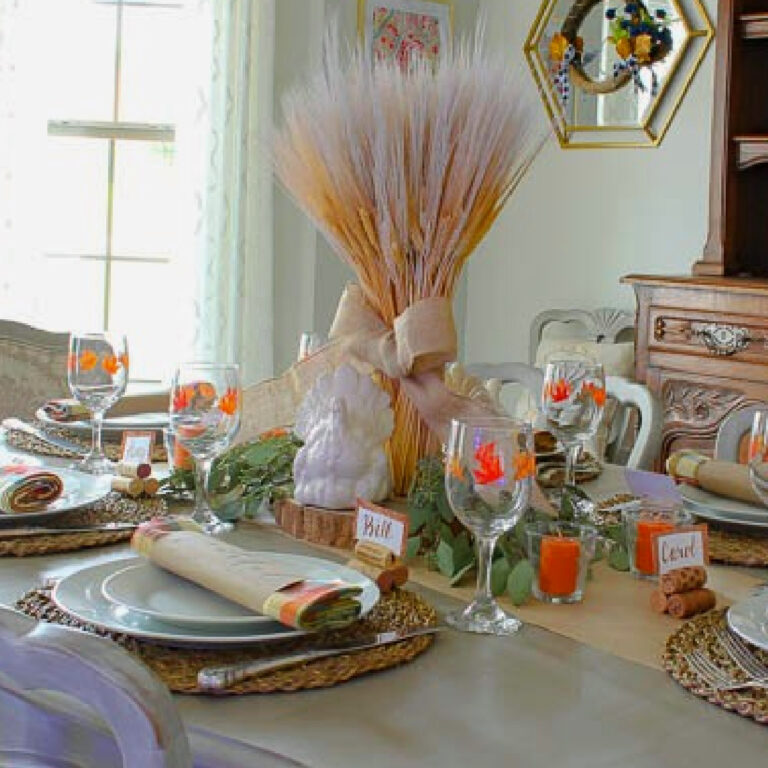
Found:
[240,284,498,443]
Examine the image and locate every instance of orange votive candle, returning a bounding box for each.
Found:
[635,521,674,575]
[540,536,581,596]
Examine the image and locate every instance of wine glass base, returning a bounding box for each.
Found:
[192,511,234,536]
[71,455,113,475]
[446,601,522,636]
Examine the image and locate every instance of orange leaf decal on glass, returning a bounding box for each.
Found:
[545,379,571,403]
[261,427,288,440]
[78,349,98,372]
[172,386,191,412]
[218,388,238,416]
[120,353,130,370]
[749,435,766,462]
[473,442,504,485]
[447,456,466,482]
[198,382,216,400]
[66,353,77,372]
[514,451,536,481]
[102,354,120,375]
[583,382,606,407]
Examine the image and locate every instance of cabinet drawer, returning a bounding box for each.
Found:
[648,305,768,363]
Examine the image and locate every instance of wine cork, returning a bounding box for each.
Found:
[390,562,409,587]
[354,540,396,568]
[667,588,716,619]
[111,476,143,498]
[142,476,160,497]
[660,566,707,595]
[346,558,395,593]
[116,461,151,480]
[650,590,669,614]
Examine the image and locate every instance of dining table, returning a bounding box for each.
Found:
[0,445,766,768]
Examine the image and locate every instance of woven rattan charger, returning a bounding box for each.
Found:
[15,585,438,695]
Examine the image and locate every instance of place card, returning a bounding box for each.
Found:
[120,430,156,464]
[652,525,709,575]
[624,468,682,504]
[355,499,409,556]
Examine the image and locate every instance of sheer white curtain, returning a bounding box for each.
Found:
[179,0,275,387]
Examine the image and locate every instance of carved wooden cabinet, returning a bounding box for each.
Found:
[623,275,768,467]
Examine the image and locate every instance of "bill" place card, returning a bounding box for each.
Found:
[355,498,409,557]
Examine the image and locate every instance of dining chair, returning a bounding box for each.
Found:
[604,376,662,470]
[0,606,305,768]
[714,404,765,463]
[465,362,544,421]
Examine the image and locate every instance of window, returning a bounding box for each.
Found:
[1,0,205,383]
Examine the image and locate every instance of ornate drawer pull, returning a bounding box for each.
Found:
[693,324,751,356]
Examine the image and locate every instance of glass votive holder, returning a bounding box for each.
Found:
[623,505,694,580]
[526,521,598,604]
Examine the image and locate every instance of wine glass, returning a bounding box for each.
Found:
[748,409,768,506]
[67,332,129,474]
[169,363,241,534]
[444,416,535,635]
[541,360,605,515]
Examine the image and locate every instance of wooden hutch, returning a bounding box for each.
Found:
[624,0,768,467]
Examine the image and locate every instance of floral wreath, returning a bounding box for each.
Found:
[548,0,673,105]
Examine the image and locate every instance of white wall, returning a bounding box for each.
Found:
[463,0,716,365]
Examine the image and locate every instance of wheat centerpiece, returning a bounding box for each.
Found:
[268,33,547,496]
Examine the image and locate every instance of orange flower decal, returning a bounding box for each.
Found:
[583,382,606,407]
[473,442,504,485]
[172,386,191,412]
[749,435,766,462]
[218,388,238,416]
[545,379,572,403]
[102,355,120,375]
[78,349,98,372]
[447,456,466,482]
[514,451,536,481]
[120,353,129,370]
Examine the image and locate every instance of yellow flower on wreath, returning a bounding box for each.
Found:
[616,37,633,60]
[634,33,652,63]
[549,33,569,62]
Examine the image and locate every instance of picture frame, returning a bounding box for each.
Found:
[357,0,453,68]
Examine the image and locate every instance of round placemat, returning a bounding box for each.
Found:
[0,493,166,557]
[4,423,167,462]
[709,529,768,567]
[15,586,438,695]
[664,608,768,724]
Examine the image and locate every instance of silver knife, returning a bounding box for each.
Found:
[197,625,443,691]
[2,418,87,456]
[0,522,138,538]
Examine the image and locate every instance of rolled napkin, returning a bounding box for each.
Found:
[0,466,63,514]
[667,450,763,505]
[41,398,90,422]
[131,518,363,631]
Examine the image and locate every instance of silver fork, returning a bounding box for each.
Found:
[686,650,768,693]
[714,626,768,681]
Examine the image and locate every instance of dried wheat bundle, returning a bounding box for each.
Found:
[274,28,549,493]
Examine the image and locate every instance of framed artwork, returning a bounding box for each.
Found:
[358,0,453,69]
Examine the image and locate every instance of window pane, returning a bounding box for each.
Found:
[120,5,185,124]
[112,140,179,259]
[39,257,106,331]
[37,1,116,121]
[108,261,177,382]
[43,137,108,256]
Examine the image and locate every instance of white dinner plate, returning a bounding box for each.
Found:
[727,593,768,652]
[36,409,168,434]
[680,484,768,530]
[53,557,378,647]
[0,469,110,527]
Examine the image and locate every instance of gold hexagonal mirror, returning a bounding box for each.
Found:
[524,0,713,147]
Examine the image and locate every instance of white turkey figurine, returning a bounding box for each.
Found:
[292,364,394,509]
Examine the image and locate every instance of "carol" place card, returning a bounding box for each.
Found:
[652,524,709,576]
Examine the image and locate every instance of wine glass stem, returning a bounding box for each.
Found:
[91,409,105,459]
[564,441,581,488]
[195,457,212,514]
[475,535,498,607]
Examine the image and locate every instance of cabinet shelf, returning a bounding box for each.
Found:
[741,12,768,39]
[734,135,768,170]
